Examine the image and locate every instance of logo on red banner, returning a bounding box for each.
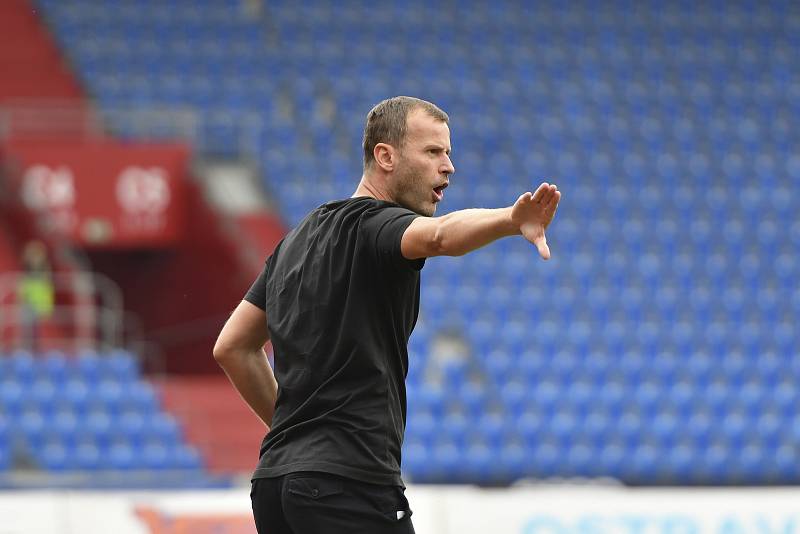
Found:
[5,139,187,247]
[116,166,171,214]
[20,164,79,234]
[21,164,76,210]
[115,166,172,234]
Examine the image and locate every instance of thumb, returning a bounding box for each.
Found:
[534,235,551,260]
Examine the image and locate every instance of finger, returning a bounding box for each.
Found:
[541,185,556,205]
[534,235,551,260]
[517,192,532,204]
[545,196,560,220]
[532,183,549,203]
[546,189,561,209]
[543,195,560,229]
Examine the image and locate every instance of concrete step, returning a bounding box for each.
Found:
[157,375,268,474]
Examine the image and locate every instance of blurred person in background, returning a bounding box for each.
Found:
[214,96,561,534]
[17,239,54,352]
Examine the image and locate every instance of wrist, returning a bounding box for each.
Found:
[504,207,521,236]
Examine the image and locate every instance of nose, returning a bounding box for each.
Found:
[442,155,455,176]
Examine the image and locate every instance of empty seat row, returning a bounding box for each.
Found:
[36,0,800,484]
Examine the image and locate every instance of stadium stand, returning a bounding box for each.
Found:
[0,349,202,474]
[15,0,800,485]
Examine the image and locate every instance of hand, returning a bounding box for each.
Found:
[511,182,561,260]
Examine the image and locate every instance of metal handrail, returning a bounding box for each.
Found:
[0,101,270,360]
[0,100,263,157]
[0,271,124,352]
[0,99,105,139]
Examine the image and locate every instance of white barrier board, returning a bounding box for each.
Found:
[1,485,799,534]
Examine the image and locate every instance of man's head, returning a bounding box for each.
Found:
[362,96,454,216]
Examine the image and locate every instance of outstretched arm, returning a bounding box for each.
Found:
[401,182,561,259]
[213,300,278,428]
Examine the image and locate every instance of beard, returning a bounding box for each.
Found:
[390,157,437,217]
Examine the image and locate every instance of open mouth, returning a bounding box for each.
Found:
[432,183,448,202]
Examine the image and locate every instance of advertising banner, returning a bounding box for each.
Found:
[1,139,188,248]
[1,485,800,534]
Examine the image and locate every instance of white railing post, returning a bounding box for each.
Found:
[0,272,125,354]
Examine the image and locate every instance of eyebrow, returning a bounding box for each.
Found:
[425,144,452,155]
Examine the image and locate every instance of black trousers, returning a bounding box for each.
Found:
[251,472,415,534]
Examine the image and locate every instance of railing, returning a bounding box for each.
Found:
[0,100,264,158]
[0,100,266,365]
[0,100,105,139]
[0,272,124,353]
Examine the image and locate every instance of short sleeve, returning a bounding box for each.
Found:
[361,205,425,271]
[243,260,269,310]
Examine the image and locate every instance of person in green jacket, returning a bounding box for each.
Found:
[17,240,54,352]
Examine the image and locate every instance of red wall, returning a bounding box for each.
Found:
[0,0,83,102]
[85,180,275,374]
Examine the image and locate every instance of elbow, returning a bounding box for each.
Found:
[432,229,465,257]
[213,339,235,367]
[449,245,468,257]
[429,229,447,256]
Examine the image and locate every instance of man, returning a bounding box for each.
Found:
[18,239,54,351]
[213,96,561,533]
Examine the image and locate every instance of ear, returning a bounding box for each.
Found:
[373,143,396,172]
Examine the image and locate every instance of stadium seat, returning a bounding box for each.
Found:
[9,351,35,384]
[171,444,203,470]
[107,442,136,471]
[38,440,71,472]
[74,441,102,471]
[29,0,799,485]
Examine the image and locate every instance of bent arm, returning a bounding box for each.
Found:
[401,183,561,260]
[213,300,278,428]
[401,207,519,258]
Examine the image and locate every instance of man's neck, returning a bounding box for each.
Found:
[352,175,393,202]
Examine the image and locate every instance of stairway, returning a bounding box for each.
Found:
[0,0,83,103]
[0,224,21,349]
[0,224,20,274]
[158,375,268,473]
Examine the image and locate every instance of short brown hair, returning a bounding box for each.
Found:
[362,96,449,170]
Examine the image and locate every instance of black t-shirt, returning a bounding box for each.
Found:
[243,197,424,486]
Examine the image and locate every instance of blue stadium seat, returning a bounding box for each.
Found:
[141,441,171,470]
[401,437,429,481]
[76,351,103,383]
[107,442,136,470]
[74,441,102,471]
[122,382,160,414]
[458,381,488,415]
[405,410,436,448]
[147,413,182,445]
[103,350,139,382]
[0,445,9,472]
[116,410,147,445]
[0,379,24,414]
[52,409,80,445]
[85,409,114,447]
[62,378,91,414]
[32,0,800,485]
[30,379,58,414]
[96,379,125,414]
[9,351,35,384]
[41,352,69,382]
[38,440,71,472]
[171,444,203,470]
[462,439,493,483]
